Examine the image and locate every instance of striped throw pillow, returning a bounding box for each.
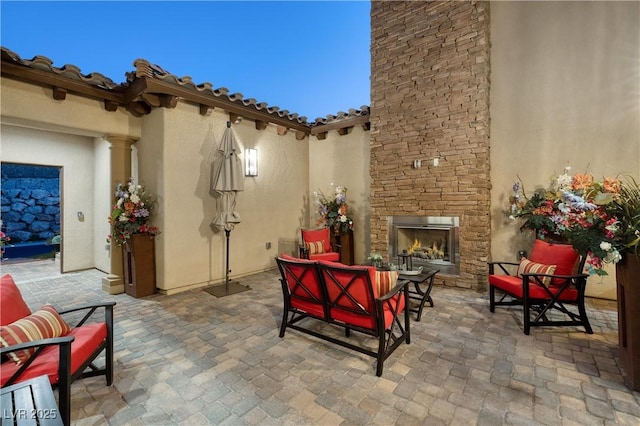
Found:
[375,270,399,296]
[517,258,557,287]
[0,304,71,365]
[305,241,325,255]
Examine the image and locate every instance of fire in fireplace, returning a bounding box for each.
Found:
[387,216,460,275]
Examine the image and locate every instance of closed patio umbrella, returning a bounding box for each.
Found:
[206,122,251,297]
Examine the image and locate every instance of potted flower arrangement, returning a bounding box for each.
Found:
[368,252,384,269]
[608,175,640,391]
[108,178,159,246]
[0,230,10,260]
[314,184,354,235]
[108,177,159,298]
[509,167,622,275]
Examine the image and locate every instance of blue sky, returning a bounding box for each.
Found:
[0,1,370,121]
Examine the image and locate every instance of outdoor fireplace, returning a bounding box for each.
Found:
[387,216,460,275]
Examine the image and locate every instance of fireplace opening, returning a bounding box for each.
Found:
[387,216,460,276]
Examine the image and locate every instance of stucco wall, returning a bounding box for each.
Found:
[308,127,371,264]
[1,125,96,271]
[490,1,640,299]
[1,78,140,138]
[135,104,311,293]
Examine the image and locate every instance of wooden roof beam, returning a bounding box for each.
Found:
[141,77,311,134]
[2,62,122,103]
[309,114,369,135]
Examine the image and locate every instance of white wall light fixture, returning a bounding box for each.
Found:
[245,148,258,177]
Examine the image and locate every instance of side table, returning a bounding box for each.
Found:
[1,374,63,425]
[399,269,438,321]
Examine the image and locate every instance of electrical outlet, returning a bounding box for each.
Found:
[266,242,272,250]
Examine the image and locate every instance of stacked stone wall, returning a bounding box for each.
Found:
[370,1,491,290]
[1,165,60,243]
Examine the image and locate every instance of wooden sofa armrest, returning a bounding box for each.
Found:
[57,301,115,328]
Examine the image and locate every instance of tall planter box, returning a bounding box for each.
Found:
[123,234,156,298]
[331,230,354,265]
[616,254,640,391]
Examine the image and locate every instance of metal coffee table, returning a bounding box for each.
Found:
[399,269,438,321]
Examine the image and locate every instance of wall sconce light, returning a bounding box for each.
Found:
[245,148,258,177]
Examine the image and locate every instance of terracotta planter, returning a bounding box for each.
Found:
[616,254,640,391]
[123,234,156,298]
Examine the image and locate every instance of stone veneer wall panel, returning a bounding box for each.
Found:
[370,1,490,290]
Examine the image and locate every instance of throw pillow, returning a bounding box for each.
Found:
[0,274,32,326]
[375,270,399,296]
[305,241,325,255]
[0,304,71,365]
[517,258,557,287]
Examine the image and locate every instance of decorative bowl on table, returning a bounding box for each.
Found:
[400,266,423,276]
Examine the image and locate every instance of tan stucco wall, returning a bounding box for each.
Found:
[134,104,311,293]
[1,78,139,274]
[308,128,370,264]
[1,125,97,271]
[490,1,640,299]
[0,78,140,138]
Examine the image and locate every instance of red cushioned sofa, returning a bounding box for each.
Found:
[276,254,410,376]
[0,274,115,425]
[488,239,592,335]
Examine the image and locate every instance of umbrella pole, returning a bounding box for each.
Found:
[206,227,251,297]
[225,228,231,291]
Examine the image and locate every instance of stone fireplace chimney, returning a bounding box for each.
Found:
[370,1,491,290]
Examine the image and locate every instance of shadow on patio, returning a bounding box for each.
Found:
[2,260,638,425]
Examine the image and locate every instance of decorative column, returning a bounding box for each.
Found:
[101,134,138,295]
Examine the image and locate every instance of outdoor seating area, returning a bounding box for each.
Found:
[1,259,637,424]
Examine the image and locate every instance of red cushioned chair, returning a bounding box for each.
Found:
[299,228,341,262]
[0,274,115,425]
[488,239,592,335]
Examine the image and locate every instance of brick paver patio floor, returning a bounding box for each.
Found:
[2,260,639,425]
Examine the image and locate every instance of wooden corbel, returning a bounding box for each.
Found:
[295,130,306,141]
[315,132,327,140]
[255,120,268,130]
[276,126,288,136]
[141,93,162,107]
[199,104,214,116]
[229,112,242,124]
[104,100,118,112]
[126,101,152,117]
[159,95,179,108]
[52,87,67,101]
[337,126,353,136]
[361,122,371,131]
